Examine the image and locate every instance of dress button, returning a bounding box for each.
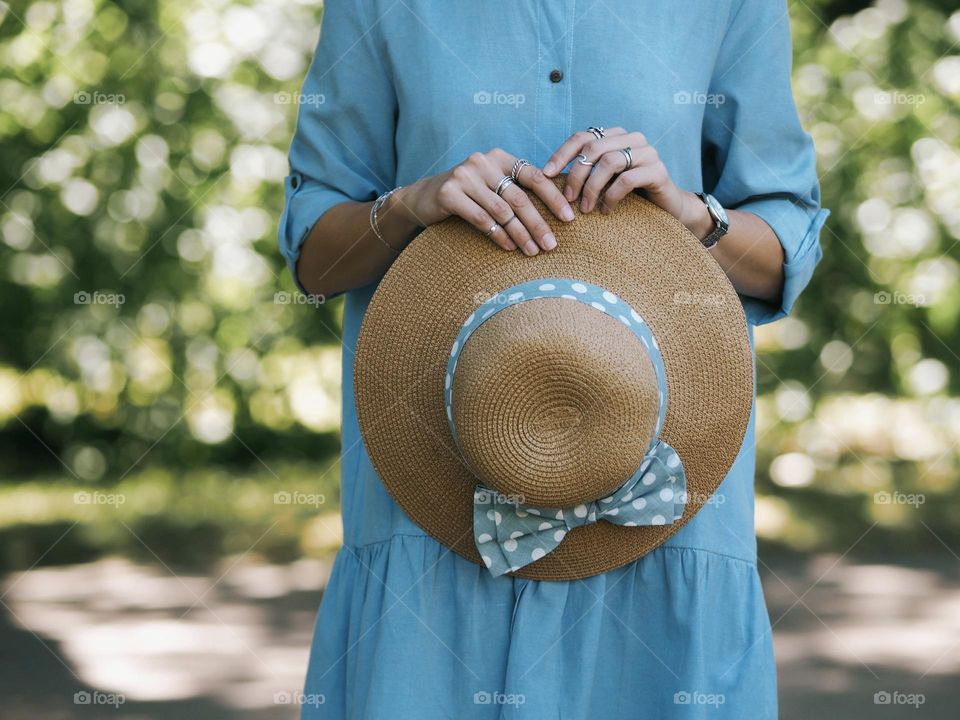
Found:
[549,68,563,83]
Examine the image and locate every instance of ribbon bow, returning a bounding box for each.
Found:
[474,439,686,577]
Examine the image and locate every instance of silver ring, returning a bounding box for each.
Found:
[575,154,595,167]
[511,159,531,182]
[503,214,518,226]
[495,176,516,196]
[588,126,605,140]
[619,147,633,171]
[485,223,500,236]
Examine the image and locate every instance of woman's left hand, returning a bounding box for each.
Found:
[542,128,704,235]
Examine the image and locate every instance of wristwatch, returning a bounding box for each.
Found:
[694,192,729,249]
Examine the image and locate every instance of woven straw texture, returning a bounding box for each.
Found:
[354,178,754,580]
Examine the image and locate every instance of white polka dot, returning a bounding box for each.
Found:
[606,507,619,516]
[539,283,556,291]
[619,315,631,327]
[632,497,647,510]
[531,548,546,561]
[641,472,656,485]
[482,308,496,319]
[553,529,566,542]
[573,504,588,518]
[600,495,614,504]
[508,292,524,302]
[510,531,524,540]
[538,521,552,531]
[590,301,607,313]
[621,491,633,502]
[623,521,637,527]
[556,510,564,520]
[561,294,577,300]
[652,514,666,525]
[509,566,520,573]
[652,336,660,349]
[602,290,618,304]
[678,491,688,503]
[446,407,453,422]
[486,510,502,524]
[571,282,587,294]
[444,374,451,390]
[640,336,649,349]
[630,308,642,323]
[504,539,518,552]
[660,487,674,502]
[450,340,459,356]
[465,312,475,325]
[482,556,492,568]
[527,508,541,516]
[667,453,680,468]
[587,511,596,522]
[477,533,493,543]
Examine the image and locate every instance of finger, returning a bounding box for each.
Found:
[562,129,629,202]
[514,164,576,223]
[465,182,537,254]
[580,149,631,213]
[542,126,628,178]
[499,182,557,252]
[599,166,663,214]
[446,191,517,251]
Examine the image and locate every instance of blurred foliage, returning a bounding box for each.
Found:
[0,0,958,569]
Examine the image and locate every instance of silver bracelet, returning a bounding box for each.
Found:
[370,186,404,254]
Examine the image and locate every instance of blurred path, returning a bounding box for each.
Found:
[1,553,957,718]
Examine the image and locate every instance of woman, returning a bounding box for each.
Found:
[278,1,828,717]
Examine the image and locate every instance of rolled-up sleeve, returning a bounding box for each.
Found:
[278,1,398,297]
[701,0,829,326]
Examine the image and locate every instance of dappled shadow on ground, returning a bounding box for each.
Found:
[1,553,957,718]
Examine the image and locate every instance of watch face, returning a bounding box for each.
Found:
[706,194,729,228]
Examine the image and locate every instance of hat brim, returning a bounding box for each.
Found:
[354,181,753,580]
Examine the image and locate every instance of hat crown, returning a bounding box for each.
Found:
[447,280,667,507]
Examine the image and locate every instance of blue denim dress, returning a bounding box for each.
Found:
[278,1,828,717]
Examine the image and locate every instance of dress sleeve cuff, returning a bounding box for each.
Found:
[734,198,829,326]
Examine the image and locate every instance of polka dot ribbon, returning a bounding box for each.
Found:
[444,278,688,577]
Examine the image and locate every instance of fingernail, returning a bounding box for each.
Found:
[580,199,589,212]
[561,205,575,222]
[544,162,556,176]
[504,239,517,250]
[524,241,539,256]
[564,186,574,201]
[543,233,557,250]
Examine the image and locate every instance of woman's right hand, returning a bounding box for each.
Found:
[393,149,575,256]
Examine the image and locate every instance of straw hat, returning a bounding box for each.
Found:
[354,177,753,580]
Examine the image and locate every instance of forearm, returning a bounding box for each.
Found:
[678,191,785,303]
[295,187,424,298]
